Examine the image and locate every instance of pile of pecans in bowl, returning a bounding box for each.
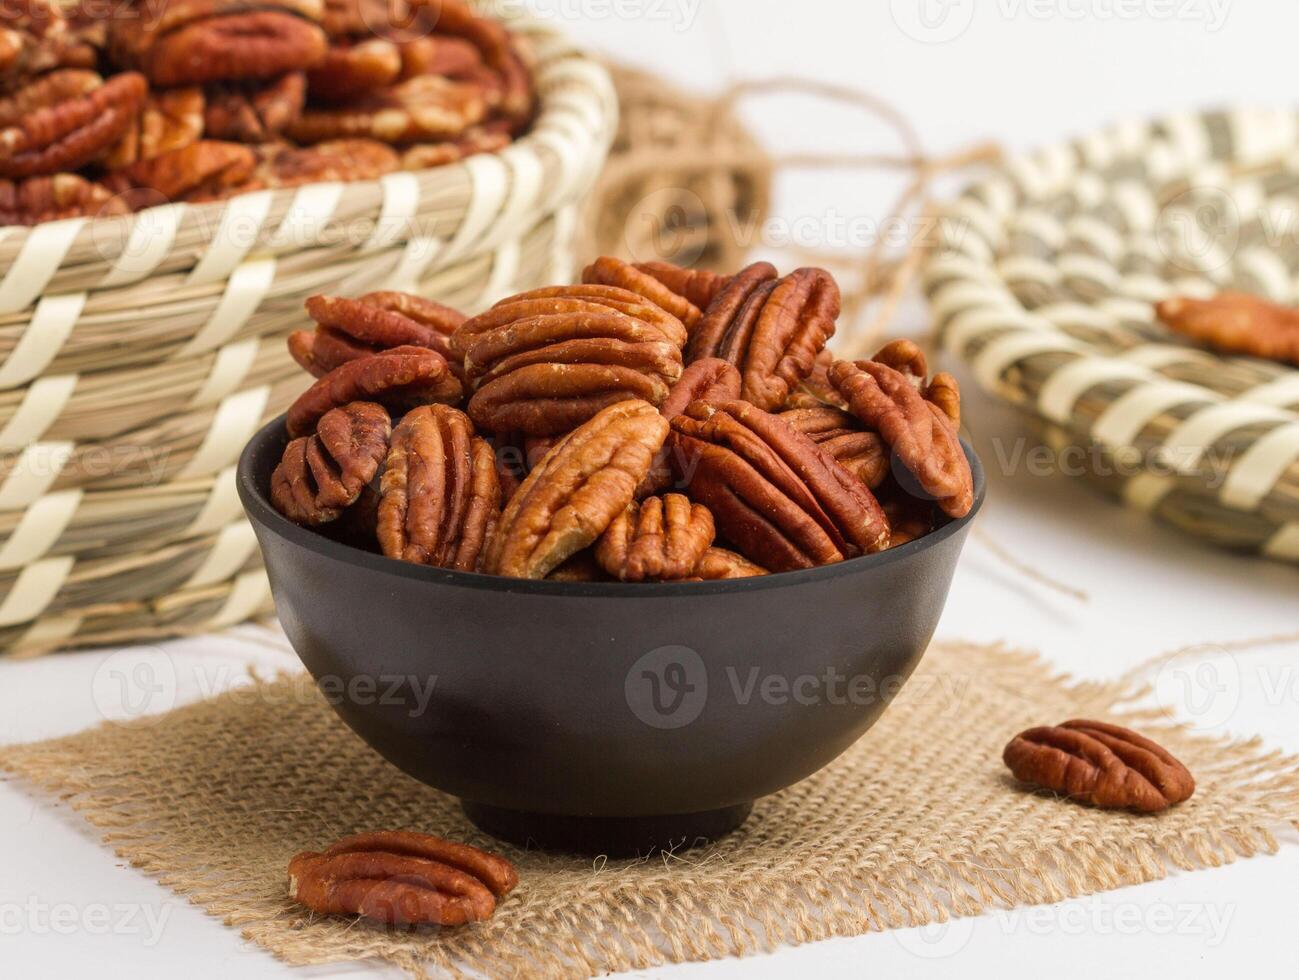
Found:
[270,257,976,581]
[0,0,533,224]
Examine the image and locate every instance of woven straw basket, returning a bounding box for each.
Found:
[0,2,618,657]
[924,107,1299,564]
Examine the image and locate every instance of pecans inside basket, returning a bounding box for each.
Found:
[271,256,977,581]
[0,0,536,225]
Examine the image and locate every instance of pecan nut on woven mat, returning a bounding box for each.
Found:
[270,256,975,580]
[1004,719,1195,813]
[0,0,534,223]
[289,830,518,927]
[1157,292,1299,367]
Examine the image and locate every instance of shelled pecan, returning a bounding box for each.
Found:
[271,401,390,524]
[288,73,487,144]
[690,547,768,580]
[1157,292,1299,367]
[103,86,205,169]
[453,282,687,437]
[0,172,127,225]
[670,400,889,571]
[286,345,462,438]
[484,400,670,578]
[306,37,402,102]
[583,256,706,330]
[595,493,714,582]
[0,0,95,89]
[377,404,499,570]
[291,292,462,377]
[1004,720,1195,813]
[872,339,961,426]
[109,0,328,87]
[243,138,399,192]
[635,260,730,313]
[779,405,888,488]
[685,263,840,411]
[0,71,146,178]
[204,72,306,142]
[288,830,517,926]
[783,349,847,410]
[105,139,256,205]
[421,0,533,125]
[640,357,741,496]
[830,358,973,519]
[398,124,509,170]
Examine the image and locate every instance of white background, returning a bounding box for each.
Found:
[2,0,1297,976]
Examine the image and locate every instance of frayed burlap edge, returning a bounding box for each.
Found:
[2,641,1297,979]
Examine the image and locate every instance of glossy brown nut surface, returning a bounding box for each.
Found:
[595,493,714,582]
[0,172,127,224]
[635,260,729,313]
[0,71,146,178]
[1157,292,1299,366]
[583,255,704,329]
[104,85,205,169]
[690,546,768,580]
[107,139,256,203]
[670,400,889,572]
[1004,720,1196,813]
[306,37,401,102]
[377,403,499,570]
[687,264,839,411]
[270,401,390,525]
[203,71,306,142]
[830,358,973,519]
[288,829,517,927]
[779,405,888,489]
[295,292,463,377]
[246,137,399,193]
[484,399,669,579]
[287,73,487,143]
[286,345,462,438]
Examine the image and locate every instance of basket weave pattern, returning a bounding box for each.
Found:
[0,4,618,655]
[925,108,1299,562]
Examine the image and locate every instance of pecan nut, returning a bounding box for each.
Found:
[484,399,669,578]
[103,85,205,170]
[422,0,533,125]
[0,0,95,86]
[306,37,402,102]
[830,358,973,519]
[0,71,146,178]
[271,401,390,524]
[779,405,888,489]
[783,349,847,410]
[872,339,961,427]
[685,264,840,411]
[377,404,499,570]
[288,830,517,927]
[204,71,306,142]
[287,73,487,144]
[691,547,768,580]
[670,400,889,571]
[1157,292,1299,366]
[291,292,464,377]
[245,137,399,192]
[639,357,741,496]
[634,260,729,314]
[286,345,462,438]
[583,255,706,330]
[110,0,328,87]
[454,284,686,437]
[399,124,510,171]
[106,139,257,205]
[0,172,127,225]
[1004,719,1196,813]
[595,493,714,582]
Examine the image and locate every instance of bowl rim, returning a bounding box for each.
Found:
[238,415,986,597]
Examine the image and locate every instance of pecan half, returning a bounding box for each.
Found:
[879,490,937,549]
[872,339,961,427]
[288,830,517,927]
[421,0,532,125]
[783,348,847,410]
[779,405,888,489]
[0,71,146,178]
[635,260,729,314]
[685,264,839,411]
[103,86,205,170]
[484,399,669,579]
[454,284,686,437]
[247,137,399,191]
[690,547,768,580]
[287,345,462,438]
[271,401,390,525]
[830,358,973,519]
[106,139,256,205]
[292,292,463,378]
[639,357,742,496]
[204,72,306,142]
[1004,720,1195,813]
[0,172,127,225]
[545,550,611,582]
[110,0,328,87]
[670,400,889,571]
[287,74,487,144]
[583,256,705,330]
[306,37,402,102]
[595,493,714,582]
[0,0,94,87]
[1157,292,1299,367]
[399,125,510,171]
[377,404,499,570]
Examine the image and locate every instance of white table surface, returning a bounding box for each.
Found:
[3,1,1297,976]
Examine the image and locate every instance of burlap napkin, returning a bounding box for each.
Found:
[2,640,1295,978]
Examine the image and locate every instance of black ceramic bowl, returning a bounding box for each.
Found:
[239,416,985,856]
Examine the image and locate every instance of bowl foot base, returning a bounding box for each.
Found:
[461,800,753,857]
